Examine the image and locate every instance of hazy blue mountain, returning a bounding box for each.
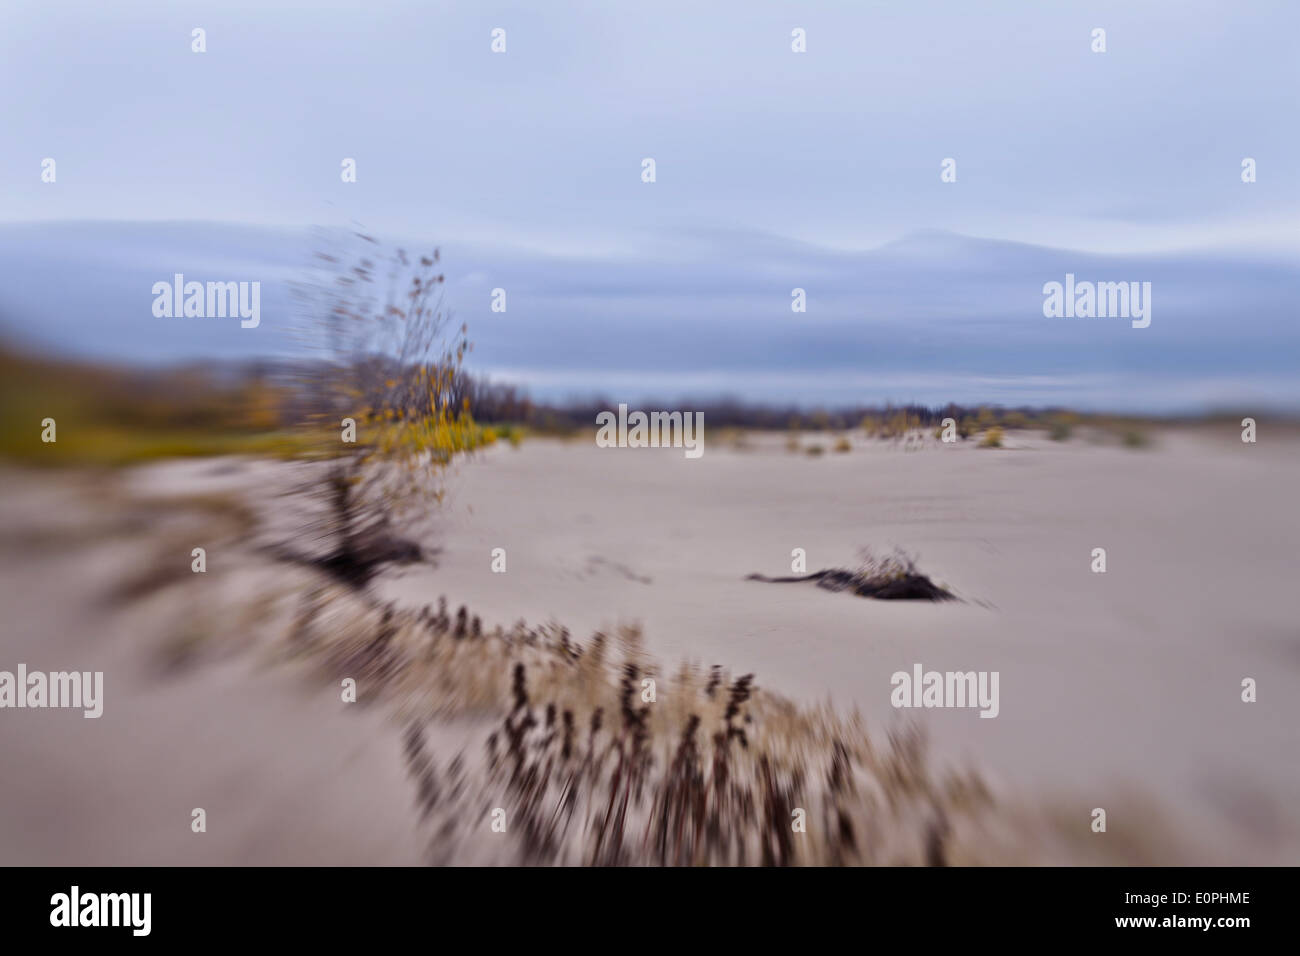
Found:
[1,220,1296,411]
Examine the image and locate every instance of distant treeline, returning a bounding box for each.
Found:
[0,344,1277,467]
[459,377,1069,433]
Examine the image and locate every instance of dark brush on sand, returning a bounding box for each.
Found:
[747,550,955,601]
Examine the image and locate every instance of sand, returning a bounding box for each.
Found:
[380,427,1300,861]
[0,470,425,866]
[3,425,1298,864]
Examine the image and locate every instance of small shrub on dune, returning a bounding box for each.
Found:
[726,428,754,451]
[805,443,825,456]
[291,242,481,585]
[747,547,956,602]
[851,548,954,600]
[833,436,851,453]
[879,410,921,439]
[980,427,1004,448]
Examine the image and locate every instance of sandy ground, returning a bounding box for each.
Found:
[0,472,425,866]
[2,425,1298,864]
[379,428,1300,861]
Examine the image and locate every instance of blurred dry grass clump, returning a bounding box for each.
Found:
[270,575,1180,865]
[284,584,1002,864]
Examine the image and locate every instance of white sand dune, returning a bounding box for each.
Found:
[0,472,424,866]
[3,426,1297,864]
[380,428,1300,861]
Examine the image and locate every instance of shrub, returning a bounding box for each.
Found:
[880,410,921,439]
[833,436,851,453]
[980,426,1004,448]
[293,241,482,584]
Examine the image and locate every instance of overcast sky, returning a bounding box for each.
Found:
[2,0,1297,410]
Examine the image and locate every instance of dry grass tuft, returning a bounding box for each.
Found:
[271,580,1047,864]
